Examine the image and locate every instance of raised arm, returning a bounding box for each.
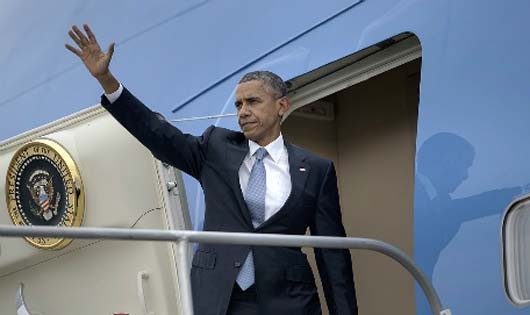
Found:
[65,24,212,179]
[65,24,119,94]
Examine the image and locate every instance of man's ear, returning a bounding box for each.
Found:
[278,96,290,117]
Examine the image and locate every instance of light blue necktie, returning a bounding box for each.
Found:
[236,147,268,290]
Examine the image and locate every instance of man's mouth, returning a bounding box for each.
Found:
[240,121,256,129]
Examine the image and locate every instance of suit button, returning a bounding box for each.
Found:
[234,262,242,268]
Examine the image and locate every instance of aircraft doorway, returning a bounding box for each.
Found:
[282,35,421,315]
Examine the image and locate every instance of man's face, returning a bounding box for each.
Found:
[235,80,289,146]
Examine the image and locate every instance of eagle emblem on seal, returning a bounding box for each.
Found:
[26,170,61,222]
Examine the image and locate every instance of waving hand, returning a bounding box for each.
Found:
[66,24,119,93]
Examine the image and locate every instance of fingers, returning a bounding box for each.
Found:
[83,24,98,44]
[72,25,89,46]
[106,42,115,60]
[67,24,100,51]
[65,44,82,57]
[68,29,84,48]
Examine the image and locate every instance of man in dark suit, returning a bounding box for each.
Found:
[66,24,357,315]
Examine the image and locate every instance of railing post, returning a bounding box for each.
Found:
[176,238,194,315]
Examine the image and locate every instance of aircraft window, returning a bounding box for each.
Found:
[503,195,530,307]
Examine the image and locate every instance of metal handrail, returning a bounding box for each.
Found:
[0,225,451,315]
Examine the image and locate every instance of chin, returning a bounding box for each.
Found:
[246,134,262,143]
[242,131,253,140]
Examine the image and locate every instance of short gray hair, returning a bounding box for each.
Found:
[239,71,288,98]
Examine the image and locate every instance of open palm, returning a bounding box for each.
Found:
[66,25,114,78]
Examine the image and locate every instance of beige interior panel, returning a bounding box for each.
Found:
[0,107,184,314]
[283,59,420,315]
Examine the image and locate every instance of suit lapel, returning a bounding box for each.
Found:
[225,134,253,227]
[258,142,309,230]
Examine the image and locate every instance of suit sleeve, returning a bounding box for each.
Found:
[310,162,358,315]
[100,87,213,180]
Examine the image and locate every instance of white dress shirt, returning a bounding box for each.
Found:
[105,84,292,221]
[240,135,291,221]
[104,83,124,103]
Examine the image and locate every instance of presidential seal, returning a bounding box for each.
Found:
[5,139,84,249]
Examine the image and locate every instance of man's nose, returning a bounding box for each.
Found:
[238,104,251,117]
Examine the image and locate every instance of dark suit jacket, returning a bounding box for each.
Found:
[101,88,358,315]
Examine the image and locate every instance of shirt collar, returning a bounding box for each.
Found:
[248,134,285,163]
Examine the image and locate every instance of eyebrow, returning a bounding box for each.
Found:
[234,96,262,106]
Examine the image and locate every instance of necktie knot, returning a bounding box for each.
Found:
[254,148,268,162]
